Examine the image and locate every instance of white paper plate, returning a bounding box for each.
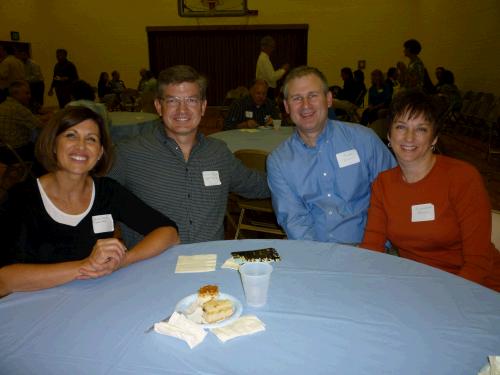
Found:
[175,293,243,329]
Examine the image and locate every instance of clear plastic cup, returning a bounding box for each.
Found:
[239,262,273,307]
[272,119,281,130]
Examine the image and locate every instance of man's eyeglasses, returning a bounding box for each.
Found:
[289,92,322,105]
[161,96,201,107]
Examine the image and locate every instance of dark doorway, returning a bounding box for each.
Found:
[147,25,308,105]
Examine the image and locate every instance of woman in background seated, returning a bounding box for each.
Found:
[97,72,112,101]
[0,107,179,297]
[360,90,500,291]
[361,69,392,125]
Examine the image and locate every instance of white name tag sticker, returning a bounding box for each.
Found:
[411,203,435,222]
[92,214,114,234]
[245,111,253,119]
[336,149,361,168]
[203,171,221,186]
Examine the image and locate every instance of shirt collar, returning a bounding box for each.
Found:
[293,120,332,149]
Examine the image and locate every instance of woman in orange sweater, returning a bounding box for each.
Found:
[360,90,500,291]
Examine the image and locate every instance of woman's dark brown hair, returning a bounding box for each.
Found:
[388,89,447,137]
[35,106,114,176]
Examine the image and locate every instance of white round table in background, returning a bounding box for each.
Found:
[209,127,294,153]
[109,112,159,142]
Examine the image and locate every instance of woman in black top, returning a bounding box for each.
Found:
[0,107,179,297]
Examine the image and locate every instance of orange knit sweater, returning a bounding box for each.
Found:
[360,155,500,292]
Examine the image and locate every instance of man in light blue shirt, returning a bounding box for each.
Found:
[267,66,396,243]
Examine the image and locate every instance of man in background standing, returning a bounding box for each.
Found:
[18,50,44,113]
[256,36,289,100]
[48,49,78,108]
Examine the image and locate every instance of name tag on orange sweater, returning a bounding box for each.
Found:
[411,203,435,222]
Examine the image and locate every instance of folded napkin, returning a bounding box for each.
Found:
[239,129,259,133]
[154,312,207,349]
[211,315,265,343]
[175,254,217,273]
[478,356,500,375]
[221,256,241,270]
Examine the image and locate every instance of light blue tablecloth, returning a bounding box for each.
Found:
[109,112,159,142]
[210,127,294,153]
[1,240,499,374]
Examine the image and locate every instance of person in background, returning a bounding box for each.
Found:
[353,69,367,106]
[336,67,360,105]
[385,67,400,98]
[359,89,500,292]
[109,65,270,244]
[97,72,112,101]
[267,66,396,244]
[361,69,393,125]
[256,36,290,100]
[67,80,111,131]
[141,70,157,93]
[224,79,278,130]
[109,70,126,95]
[18,50,44,113]
[137,68,148,93]
[397,39,434,94]
[0,81,49,167]
[0,45,25,104]
[436,69,462,112]
[434,66,446,91]
[48,49,78,108]
[0,107,179,298]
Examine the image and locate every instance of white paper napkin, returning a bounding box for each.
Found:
[211,315,265,342]
[478,356,500,375]
[154,312,207,349]
[239,129,259,133]
[175,254,217,273]
[221,256,240,270]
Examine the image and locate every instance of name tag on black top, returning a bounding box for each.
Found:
[92,214,114,234]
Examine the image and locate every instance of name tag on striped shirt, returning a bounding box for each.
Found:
[203,171,221,186]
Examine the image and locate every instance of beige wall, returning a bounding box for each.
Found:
[1,0,498,107]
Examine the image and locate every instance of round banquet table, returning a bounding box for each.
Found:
[109,111,160,142]
[209,127,295,153]
[1,239,499,375]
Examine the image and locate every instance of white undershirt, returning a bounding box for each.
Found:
[37,178,95,227]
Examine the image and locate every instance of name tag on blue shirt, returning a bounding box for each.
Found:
[92,214,114,234]
[411,203,435,222]
[203,171,221,186]
[336,149,360,168]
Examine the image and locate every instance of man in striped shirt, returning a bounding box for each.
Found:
[109,65,270,244]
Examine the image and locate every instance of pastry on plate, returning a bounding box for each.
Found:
[202,299,234,323]
[198,285,219,304]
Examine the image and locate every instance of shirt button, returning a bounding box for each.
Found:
[327,193,331,197]
[328,211,333,215]
[323,172,327,176]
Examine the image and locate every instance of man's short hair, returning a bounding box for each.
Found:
[157,65,208,100]
[249,78,269,89]
[283,66,329,98]
[260,36,276,49]
[8,80,30,96]
[56,48,68,56]
[403,39,422,55]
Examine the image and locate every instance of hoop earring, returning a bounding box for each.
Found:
[387,141,392,148]
[431,144,436,152]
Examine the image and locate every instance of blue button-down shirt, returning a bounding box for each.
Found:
[267,120,396,243]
